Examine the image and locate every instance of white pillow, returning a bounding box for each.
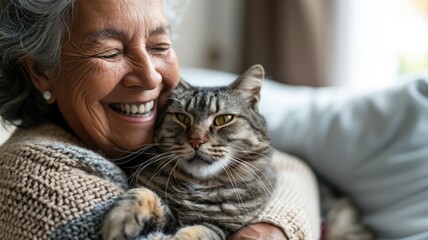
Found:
[271,79,428,239]
[0,125,13,145]
[181,67,428,239]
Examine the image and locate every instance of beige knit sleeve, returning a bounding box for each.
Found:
[252,149,321,240]
[0,143,127,240]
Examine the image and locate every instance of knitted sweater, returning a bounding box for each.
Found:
[0,124,320,239]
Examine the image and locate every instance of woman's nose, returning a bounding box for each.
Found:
[122,51,162,90]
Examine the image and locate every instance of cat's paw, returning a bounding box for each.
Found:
[102,188,167,240]
[326,226,374,240]
[172,225,223,240]
[325,198,374,240]
[341,226,375,240]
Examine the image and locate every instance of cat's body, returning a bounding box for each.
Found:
[130,146,275,238]
[103,65,276,240]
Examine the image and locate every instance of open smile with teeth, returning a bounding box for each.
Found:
[109,100,155,117]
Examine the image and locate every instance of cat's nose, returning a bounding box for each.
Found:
[189,138,205,150]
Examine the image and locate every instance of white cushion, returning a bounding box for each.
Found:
[0,125,13,145]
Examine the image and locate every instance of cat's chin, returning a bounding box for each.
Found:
[180,157,230,180]
[187,157,213,165]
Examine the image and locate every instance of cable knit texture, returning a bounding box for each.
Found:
[0,124,128,239]
[252,150,320,240]
[0,123,319,239]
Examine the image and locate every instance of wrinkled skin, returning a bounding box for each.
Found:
[230,224,288,240]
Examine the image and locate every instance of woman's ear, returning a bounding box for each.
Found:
[22,58,56,103]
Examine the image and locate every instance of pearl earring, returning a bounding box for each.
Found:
[42,90,52,101]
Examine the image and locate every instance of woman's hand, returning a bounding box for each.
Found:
[229,223,288,240]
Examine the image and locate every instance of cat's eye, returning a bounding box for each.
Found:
[176,113,191,126]
[214,114,234,126]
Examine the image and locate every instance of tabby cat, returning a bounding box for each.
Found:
[102,65,276,240]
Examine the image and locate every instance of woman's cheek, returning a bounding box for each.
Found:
[159,49,180,88]
[62,59,123,100]
[84,61,124,95]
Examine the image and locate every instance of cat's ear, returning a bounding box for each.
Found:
[174,78,192,94]
[230,64,264,109]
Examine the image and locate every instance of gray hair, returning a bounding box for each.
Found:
[164,0,190,40]
[0,0,189,127]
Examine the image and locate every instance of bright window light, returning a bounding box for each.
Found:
[330,0,428,87]
[397,0,428,75]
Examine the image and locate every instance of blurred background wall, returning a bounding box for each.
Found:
[174,0,246,74]
[174,0,428,87]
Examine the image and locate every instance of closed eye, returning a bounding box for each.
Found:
[151,47,170,52]
[97,49,122,59]
[148,43,171,55]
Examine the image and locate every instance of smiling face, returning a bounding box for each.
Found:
[46,0,180,158]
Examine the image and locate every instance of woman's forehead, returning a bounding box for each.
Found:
[70,0,168,40]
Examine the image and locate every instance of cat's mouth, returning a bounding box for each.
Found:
[109,101,155,117]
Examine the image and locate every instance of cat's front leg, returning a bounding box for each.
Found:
[102,188,169,240]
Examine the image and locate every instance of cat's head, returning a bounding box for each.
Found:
[154,65,271,180]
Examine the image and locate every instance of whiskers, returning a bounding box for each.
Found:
[128,145,188,204]
[213,147,275,215]
[231,147,275,197]
[217,159,243,205]
[129,151,171,183]
[108,143,160,166]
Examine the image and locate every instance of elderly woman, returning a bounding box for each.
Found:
[0,0,319,239]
